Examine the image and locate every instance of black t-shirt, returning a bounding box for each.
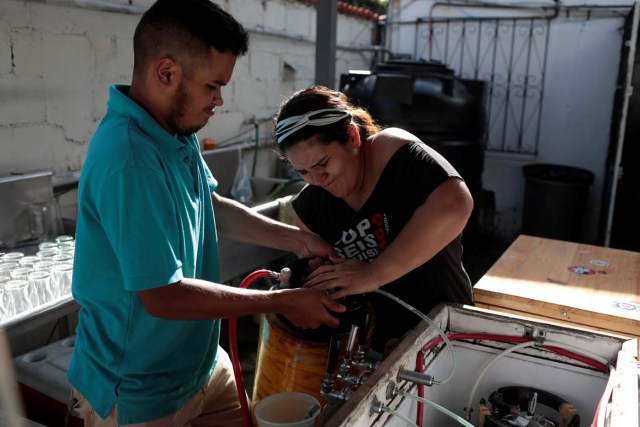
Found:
[292,141,474,352]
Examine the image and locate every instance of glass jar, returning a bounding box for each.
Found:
[58,241,75,249]
[39,242,58,251]
[4,279,30,317]
[28,270,51,306]
[0,285,5,320]
[0,271,11,283]
[10,267,34,280]
[1,252,24,263]
[51,254,73,265]
[55,235,74,245]
[0,262,19,274]
[0,279,8,319]
[19,256,41,267]
[33,260,55,273]
[51,263,73,298]
[36,249,59,259]
[57,245,75,257]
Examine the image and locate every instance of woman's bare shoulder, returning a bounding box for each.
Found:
[377,127,422,143]
[369,127,421,156]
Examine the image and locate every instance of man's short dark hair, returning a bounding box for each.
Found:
[133,0,249,76]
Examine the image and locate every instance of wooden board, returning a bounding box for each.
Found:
[474,235,640,337]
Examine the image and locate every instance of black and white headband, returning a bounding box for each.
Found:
[275,108,352,144]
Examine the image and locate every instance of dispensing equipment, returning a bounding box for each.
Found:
[250,258,377,407]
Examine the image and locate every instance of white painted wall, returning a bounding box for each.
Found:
[385,0,635,243]
[0,0,376,176]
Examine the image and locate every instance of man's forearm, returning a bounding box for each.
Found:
[212,192,304,254]
[139,278,287,320]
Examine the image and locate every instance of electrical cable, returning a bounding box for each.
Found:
[228,269,274,427]
[375,289,457,385]
[396,387,475,427]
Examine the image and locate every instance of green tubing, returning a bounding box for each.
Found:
[374,289,456,385]
[398,390,475,427]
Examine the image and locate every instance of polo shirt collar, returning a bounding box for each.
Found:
[108,84,196,152]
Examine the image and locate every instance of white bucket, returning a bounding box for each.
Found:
[254,392,321,427]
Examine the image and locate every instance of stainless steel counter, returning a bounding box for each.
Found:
[0,296,78,340]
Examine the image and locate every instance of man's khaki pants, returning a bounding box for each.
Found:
[70,348,245,427]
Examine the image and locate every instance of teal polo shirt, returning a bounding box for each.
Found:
[68,85,222,423]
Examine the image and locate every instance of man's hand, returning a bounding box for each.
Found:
[279,287,346,329]
[297,231,337,260]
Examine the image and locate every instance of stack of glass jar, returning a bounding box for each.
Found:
[0,235,75,321]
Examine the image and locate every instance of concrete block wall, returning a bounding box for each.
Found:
[0,0,376,179]
[0,1,141,176]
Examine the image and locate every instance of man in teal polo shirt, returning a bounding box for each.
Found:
[67,1,344,425]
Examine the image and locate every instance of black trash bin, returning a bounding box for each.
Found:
[522,164,594,242]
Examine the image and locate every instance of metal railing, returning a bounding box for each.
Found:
[391,15,551,154]
[424,17,550,154]
[384,2,632,155]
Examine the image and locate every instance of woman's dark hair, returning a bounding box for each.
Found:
[133,0,249,77]
[275,86,382,153]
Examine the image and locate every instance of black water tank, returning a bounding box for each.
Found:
[340,60,487,244]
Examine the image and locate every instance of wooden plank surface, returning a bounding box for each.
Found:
[474,235,640,336]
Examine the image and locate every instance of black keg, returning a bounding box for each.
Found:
[274,257,374,342]
[251,258,375,405]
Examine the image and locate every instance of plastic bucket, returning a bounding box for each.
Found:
[254,392,320,427]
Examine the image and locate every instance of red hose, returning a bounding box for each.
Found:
[229,269,274,427]
[415,333,608,425]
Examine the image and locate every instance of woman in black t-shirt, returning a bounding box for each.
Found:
[275,86,474,353]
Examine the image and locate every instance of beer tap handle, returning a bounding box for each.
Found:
[346,324,359,356]
[326,336,342,375]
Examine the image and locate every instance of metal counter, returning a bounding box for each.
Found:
[0,296,78,340]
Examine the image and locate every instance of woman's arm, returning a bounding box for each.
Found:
[303,178,473,299]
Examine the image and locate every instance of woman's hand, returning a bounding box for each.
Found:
[303,256,379,300]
